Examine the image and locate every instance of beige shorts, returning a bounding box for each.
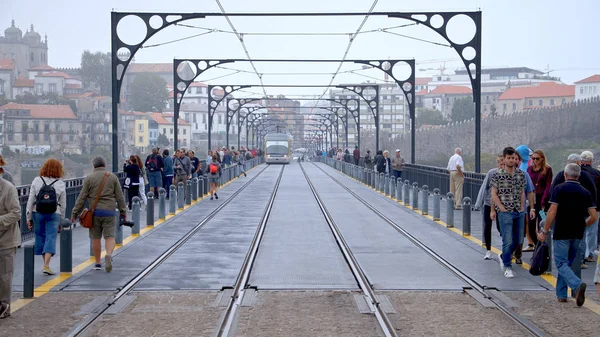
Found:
[89,216,116,239]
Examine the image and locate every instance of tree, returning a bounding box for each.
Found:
[14,91,39,104]
[416,107,447,128]
[157,133,170,147]
[450,96,475,123]
[129,73,169,112]
[81,50,111,96]
[0,95,9,106]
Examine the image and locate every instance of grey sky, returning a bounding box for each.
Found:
[2,0,599,97]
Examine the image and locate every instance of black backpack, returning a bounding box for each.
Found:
[36,177,58,214]
[529,241,550,276]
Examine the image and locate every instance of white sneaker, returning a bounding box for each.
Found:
[504,269,514,278]
[498,253,505,271]
[484,251,494,260]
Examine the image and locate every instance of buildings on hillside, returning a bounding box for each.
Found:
[575,75,600,101]
[0,21,48,77]
[498,82,575,113]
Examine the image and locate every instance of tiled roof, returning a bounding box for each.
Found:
[189,82,207,87]
[428,85,472,95]
[128,63,172,73]
[575,74,600,84]
[0,103,76,119]
[415,77,432,85]
[0,59,14,70]
[416,89,429,96]
[79,92,96,98]
[498,82,575,100]
[29,64,55,70]
[13,78,35,87]
[65,83,82,89]
[160,112,190,125]
[36,71,73,79]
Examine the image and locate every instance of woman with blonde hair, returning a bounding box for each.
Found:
[526,149,553,251]
[25,158,67,275]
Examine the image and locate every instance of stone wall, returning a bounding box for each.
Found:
[397,96,600,168]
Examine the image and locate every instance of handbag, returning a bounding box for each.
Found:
[529,241,550,276]
[79,172,110,229]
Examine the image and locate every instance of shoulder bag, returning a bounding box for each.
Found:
[79,172,110,229]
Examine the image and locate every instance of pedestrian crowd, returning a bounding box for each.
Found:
[0,145,261,319]
[473,145,600,306]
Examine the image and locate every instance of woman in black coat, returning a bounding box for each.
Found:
[375,150,385,173]
[123,155,141,210]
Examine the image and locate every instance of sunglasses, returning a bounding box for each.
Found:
[531,157,542,161]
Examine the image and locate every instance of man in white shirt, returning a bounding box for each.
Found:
[447,147,465,210]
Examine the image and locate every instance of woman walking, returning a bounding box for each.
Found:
[526,150,553,251]
[25,158,66,275]
[123,155,141,210]
[135,154,148,207]
[208,155,222,200]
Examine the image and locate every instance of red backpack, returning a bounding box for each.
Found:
[209,163,218,174]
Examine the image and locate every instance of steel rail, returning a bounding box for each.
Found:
[298,162,398,337]
[310,161,549,337]
[217,165,286,337]
[64,162,271,337]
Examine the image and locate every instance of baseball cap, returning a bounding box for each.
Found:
[395,149,400,152]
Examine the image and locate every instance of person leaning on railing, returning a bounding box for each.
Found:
[0,155,21,319]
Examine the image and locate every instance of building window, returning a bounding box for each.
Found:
[44,123,50,132]
[503,103,507,111]
[22,133,28,142]
[69,135,74,141]
[138,124,144,132]
[44,134,49,141]
[202,113,206,123]
[183,129,186,135]
[550,99,555,106]
[139,136,143,143]
[193,114,197,123]
[36,84,43,95]
[33,123,39,132]
[195,87,201,94]
[49,84,56,93]
[580,87,584,94]
[528,100,533,106]
[170,128,173,134]
[512,103,516,110]
[34,134,39,141]
[7,122,13,131]
[218,114,222,124]
[7,133,13,141]
[55,124,60,132]
[538,99,543,106]
[163,128,166,134]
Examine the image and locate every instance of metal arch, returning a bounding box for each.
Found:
[387,12,482,171]
[225,97,263,148]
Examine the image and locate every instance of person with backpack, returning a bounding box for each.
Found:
[173,149,192,197]
[123,155,141,210]
[208,155,222,200]
[162,149,174,199]
[25,158,66,275]
[364,150,373,169]
[144,147,164,195]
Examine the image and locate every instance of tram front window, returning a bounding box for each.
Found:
[266,141,288,156]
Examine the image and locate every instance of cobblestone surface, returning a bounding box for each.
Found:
[234,291,384,337]
[385,291,528,337]
[506,291,600,337]
[84,291,224,337]
[2,292,112,337]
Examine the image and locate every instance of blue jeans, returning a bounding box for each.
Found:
[498,211,525,268]
[147,171,162,189]
[163,175,173,198]
[393,170,402,179]
[33,212,60,256]
[553,239,583,299]
[583,219,598,257]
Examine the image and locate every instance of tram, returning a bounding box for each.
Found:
[264,133,293,164]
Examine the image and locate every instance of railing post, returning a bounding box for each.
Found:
[396,178,403,202]
[363,168,368,184]
[384,173,390,196]
[178,182,185,210]
[115,209,123,245]
[132,196,141,235]
[446,192,454,228]
[169,185,177,215]
[146,191,155,228]
[24,244,34,298]
[412,182,419,210]
[462,197,472,236]
[191,177,198,202]
[185,180,192,206]
[379,173,385,192]
[433,188,441,221]
[390,176,396,199]
[403,180,410,205]
[60,219,72,274]
[203,174,208,196]
[422,185,429,215]
[158,188,166,220]
[371,170,376,189]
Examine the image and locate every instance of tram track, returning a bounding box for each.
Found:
[308,161,549,337]
[63,163,276,337]
[299,162,399,337]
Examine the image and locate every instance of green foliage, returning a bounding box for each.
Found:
[14,91,38,104]
[0,95,9,106]
[129,73,169,112]
[81,50,111,96]
[450,96,475,123]
[416,107,447,128]
[157,133,170,147]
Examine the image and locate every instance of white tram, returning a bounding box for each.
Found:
[264,133,293,164]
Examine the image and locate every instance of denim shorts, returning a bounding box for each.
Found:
[147,171,162,188]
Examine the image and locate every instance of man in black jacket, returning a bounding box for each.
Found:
[580,151,600,264]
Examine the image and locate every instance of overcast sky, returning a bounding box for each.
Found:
[2,0,599,97]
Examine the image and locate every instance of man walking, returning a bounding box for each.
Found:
[353,146,360,166]
[0,162,21,319]
[144,147,164,194]
[580,151,600,264]
[491,147,527,278]
[391,149,405,180]
[447,148,465,210]
[173,149,192,196]
[538,163,597,306]
[71,156,127,272]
